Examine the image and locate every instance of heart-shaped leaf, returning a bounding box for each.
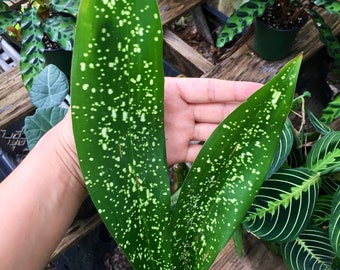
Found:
[30,64,69,108]
[24,107,67,150]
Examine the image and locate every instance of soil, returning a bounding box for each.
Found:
[258,0,308,30]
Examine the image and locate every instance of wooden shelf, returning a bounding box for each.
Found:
[0,2,339,269]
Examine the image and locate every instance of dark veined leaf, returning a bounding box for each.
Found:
[267,119,294,179]
[20,8,45,91]
[281,226,336,270]
[43,15,76,51]
[320,94,340,124]
[312,0,340,16]
[306,131,340,175]
[71,0,171,269]
[51,0,80,14]
[306,8,340,68]
[243,167,320,243]
[307,108,333,135]
[329,185,340,258]
[30,64,69,108]
[310,194,334,227]
[321,173,340,194]
[216,0,275,47]
[0,10,21,35]
[24,107,67,150]
[171,55,302,269]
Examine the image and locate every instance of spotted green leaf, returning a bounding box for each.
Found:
[329,185,340,258]
[313,0,340,16]
[281,226,336,270]
[306,8,340,68]
[43,15,76,51]
[320,94,340,124]
[216,0,275,47]
[20,8,45,91]
[243,167,321,243]
[71,0,171,269]
[170,55,302,269]
[0,10,21,35]
[51,0,80,14]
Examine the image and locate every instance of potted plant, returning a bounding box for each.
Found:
[0,0,79,90]
[70,0,338,269]
[216,0,340,63]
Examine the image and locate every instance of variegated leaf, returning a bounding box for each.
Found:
[329,185,340,258]
[244,167,321,243]
[306,131,340,175]
[20,8,45,91]
[281,226,335,270]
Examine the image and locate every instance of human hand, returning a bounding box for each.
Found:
[164,77,262,165]
[56,77,262,180]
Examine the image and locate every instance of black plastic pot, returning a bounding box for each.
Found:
[44,49,73,78]
[254,17,307,61]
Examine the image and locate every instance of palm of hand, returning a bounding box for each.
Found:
[164,77,261,166]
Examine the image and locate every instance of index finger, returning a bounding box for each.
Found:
[165,77,262,104]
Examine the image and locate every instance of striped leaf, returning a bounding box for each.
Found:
[171,55,302,269]
[267,119,294,179]
[321,173,340,194]
[243,167,321,243]
[281,226,336,270]
[306,131,340,175]
[71,0,171,269]
[307,109,333,136]
[310,194,334,227]
[329,185,340,258]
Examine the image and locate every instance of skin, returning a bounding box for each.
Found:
[0,77,261,269]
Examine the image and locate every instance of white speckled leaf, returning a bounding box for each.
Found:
[171,55,302,269]
[71,0,171,269]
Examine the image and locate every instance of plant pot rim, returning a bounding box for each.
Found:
[256,15,309,32]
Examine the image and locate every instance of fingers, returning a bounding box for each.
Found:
[165,77,262,104]
[193,103,240,123]
[193,123,217,141]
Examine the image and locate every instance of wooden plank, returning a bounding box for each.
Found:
[159,0,205,25]
[210,232,287,270]
[0,66,33,129]
[163,29,214,77]
[203,9,340,83]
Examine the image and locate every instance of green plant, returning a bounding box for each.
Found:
[70,0,307,269]
[216,0,340,67]
[0,0,79,90]
[241,97,340,269]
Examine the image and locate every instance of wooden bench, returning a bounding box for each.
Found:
[0,0,339,268]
